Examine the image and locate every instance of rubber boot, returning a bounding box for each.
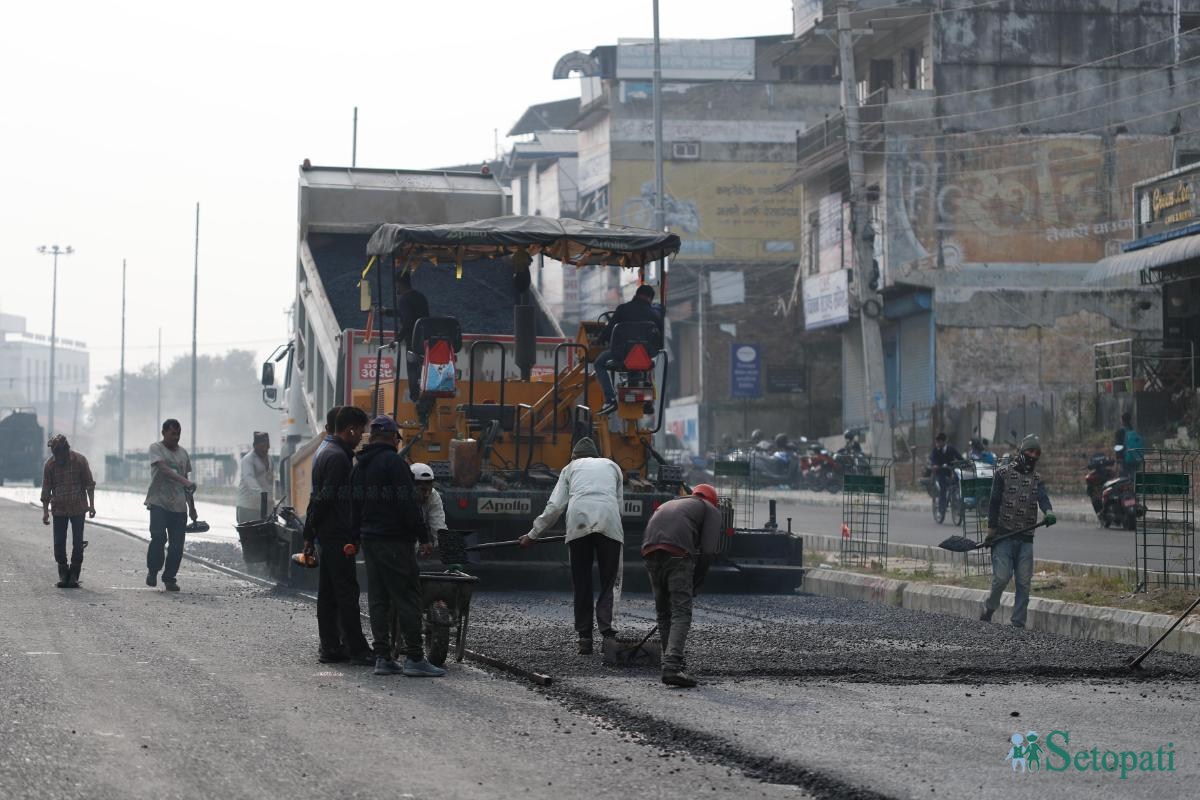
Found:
[56,564,70,588]
[66,559,82,589]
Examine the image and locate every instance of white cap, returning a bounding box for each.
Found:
[411,462,435,482]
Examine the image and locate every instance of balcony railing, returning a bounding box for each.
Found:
[1095,338,1196,394]
[796,87,888,168]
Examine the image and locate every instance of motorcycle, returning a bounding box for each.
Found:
[802,442,839,493]
[1087,449,1142,530]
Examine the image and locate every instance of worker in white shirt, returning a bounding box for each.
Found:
[236,432,274,523]
[409,462,446,546]
[519,437,624,655]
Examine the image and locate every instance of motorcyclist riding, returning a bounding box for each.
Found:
[929,433,962,519]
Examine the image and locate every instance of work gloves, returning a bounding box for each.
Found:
[1044,512,1057,527]
[984,528,997,545]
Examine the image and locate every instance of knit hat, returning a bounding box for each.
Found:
[572,437,599,458]
[252,431,270,445]
[47,434,69,451]
[1019,434,1041,452]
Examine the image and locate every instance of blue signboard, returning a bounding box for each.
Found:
[730,343,762,399]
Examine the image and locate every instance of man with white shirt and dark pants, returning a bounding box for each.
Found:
[236,431,274,523]
[519,437,624,655]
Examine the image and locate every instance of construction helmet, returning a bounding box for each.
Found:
[410,462,436,482]
[692,483,719,507]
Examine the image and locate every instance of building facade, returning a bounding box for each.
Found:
[786,0,1200,444]
[0,313,90,435]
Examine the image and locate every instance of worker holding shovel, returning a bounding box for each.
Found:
[981,434,1056,628]
[640,484,724,687]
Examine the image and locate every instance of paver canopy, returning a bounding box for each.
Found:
[366,215,680,269]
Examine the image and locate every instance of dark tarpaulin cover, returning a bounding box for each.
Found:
[366,215,680,269]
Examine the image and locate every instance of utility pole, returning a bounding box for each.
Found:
[191,202,199,457]
[119,258,126,458]
[836,0,893,459]
[651,0,665,237]
[352,107,358,167]
[37,244,73,436]
[156,327,162,435]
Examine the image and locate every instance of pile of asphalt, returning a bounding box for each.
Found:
[466,591,1200,685]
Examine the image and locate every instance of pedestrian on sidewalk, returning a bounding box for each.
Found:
[349,416,443,677]
[981,434,1057,628]
[519,437,624,655]
[302,405,373,665]
[641,484,723,688]
[144,419,198,592]
[40,435,96,589]
[929,432,962,520]
[1114,411,1144,479]
[236,431,274,523]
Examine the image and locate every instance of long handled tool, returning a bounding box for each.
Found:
[602,563,716,668]
[1128,594,1200,671]
[938,520,1047,553]
[464,535,565,551]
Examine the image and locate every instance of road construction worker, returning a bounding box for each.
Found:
[982,434,1057,628]
[40,435,96,589]
[350,416,443,677]
[236,431,274,523]
[144,419,198,592]
[410,462,447,545]
[519,437,624,655]
[302,405,373,665]
[641,483,723,688]
[396,271,431,403]
[595,284,663,416]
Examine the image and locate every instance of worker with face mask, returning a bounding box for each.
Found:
[981,434,1057,628]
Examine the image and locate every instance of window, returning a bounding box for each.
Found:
[1182,13,1200,34]
[1178,151,1200,168]
[671,141,701,160]
[779,64,798,81]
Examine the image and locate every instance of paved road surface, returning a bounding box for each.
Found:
[4,497,1197,799]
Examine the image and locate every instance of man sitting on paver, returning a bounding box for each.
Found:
[981,434,1056,628]
[640,483,724,688]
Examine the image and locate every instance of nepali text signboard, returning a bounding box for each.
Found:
[730,343,762,399]
[803,269,850,330]
[1135,165,1200,243]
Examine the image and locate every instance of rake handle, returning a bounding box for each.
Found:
[1129,594,1200,669]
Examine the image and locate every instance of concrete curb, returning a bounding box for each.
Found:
[801,568,1200,657]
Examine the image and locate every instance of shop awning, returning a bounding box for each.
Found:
[1085,233,1200,287]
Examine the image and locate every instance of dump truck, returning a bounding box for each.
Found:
[0,408,44,486]
[259,165,803,592]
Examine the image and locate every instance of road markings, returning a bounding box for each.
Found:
[23,651,62,656]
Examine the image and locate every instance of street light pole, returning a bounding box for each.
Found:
[37,244,73,436]
[191,202,200,457]
[119,258,126,459]
[651,0,665,237]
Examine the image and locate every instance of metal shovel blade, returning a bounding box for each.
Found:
[938,535,982,552]
[602,635,662,667]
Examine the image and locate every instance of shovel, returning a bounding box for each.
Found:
[938,520,1047,553]
[602,562,718,668]
[464,535,566,551]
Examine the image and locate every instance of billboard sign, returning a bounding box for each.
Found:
[730,343,762,399]
[803,269,850,330]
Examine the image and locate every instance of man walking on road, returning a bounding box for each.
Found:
[929,432,962,521]
[641,484,723,687]
[302,405,372,665]
[519,437,624,655]
[981,434,1057,628]
[350,416,444,677]
[145,419,198,592]
[1114,411,1144,479]
[236,432,274,523]
[40,435,96,589]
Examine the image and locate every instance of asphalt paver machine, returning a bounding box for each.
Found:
[345,215,804,593]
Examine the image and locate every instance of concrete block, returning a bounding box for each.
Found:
[801,569,906,607]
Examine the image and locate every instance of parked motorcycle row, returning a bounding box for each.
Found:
[686,429,874,491]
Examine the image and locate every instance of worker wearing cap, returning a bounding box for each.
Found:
[40,435,96,589]
[982,434,1057,628]
[640,484,724,687]
[409,463,447,546]
[519,437,624,655]
[350,416,443,677]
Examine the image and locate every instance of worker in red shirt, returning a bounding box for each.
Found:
[640,484,723,687]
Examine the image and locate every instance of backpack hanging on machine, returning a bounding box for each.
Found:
[420,338,457,397]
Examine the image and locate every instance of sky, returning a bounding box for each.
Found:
[0,0,793,401]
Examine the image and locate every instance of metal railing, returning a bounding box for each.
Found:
[796,88,888,166]
[1094,338,1195,393]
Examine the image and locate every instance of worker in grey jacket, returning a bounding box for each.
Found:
[640,483,724,687]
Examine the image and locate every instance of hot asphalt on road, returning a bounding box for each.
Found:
[2,497,1198,799]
